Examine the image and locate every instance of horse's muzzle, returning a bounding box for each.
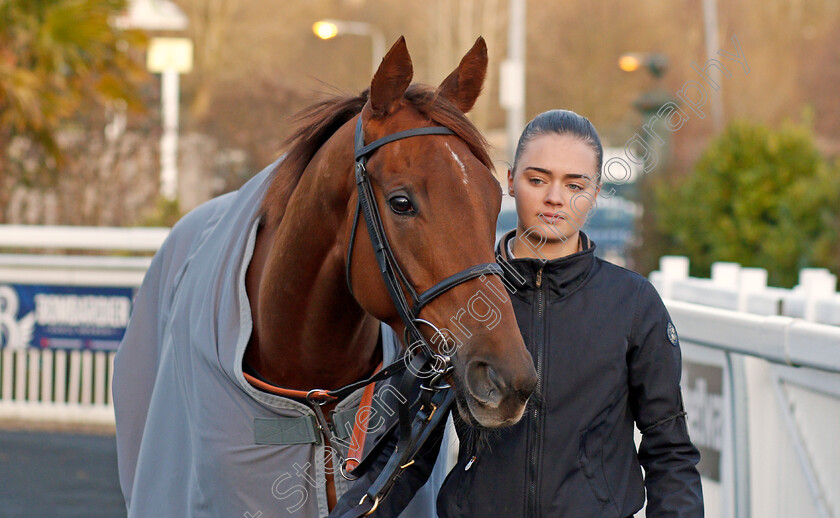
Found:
[463,356,537,428]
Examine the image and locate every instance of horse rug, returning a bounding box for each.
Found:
[113,160,450,517]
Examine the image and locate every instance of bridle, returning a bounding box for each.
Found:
[345,115,504,367]
[330,115,508,515]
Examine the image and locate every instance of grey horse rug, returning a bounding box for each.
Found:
[113,160,449,517]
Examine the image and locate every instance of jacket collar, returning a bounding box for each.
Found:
[496,229,596,300]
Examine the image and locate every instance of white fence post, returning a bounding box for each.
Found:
[659,255,690,299]
[68,350,81,407]
[15,351,26,403]
[739,268,768,313]
[27,349,40,403]
[41,349,54,404]
[711,262,741,288]
[1,349,12,401]
[797,268,837,323]
[54,349,67,405]
[94,351,107,406]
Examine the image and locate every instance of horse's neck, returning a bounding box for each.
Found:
[245,141,382,391]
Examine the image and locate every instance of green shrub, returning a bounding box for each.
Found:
[655,121,839,287]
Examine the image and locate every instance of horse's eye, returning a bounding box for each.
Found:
[388,195,415,214]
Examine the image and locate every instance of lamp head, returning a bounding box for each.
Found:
[313,20,339,40]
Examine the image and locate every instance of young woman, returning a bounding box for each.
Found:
[438,109,703,517]
[333,110,703,517]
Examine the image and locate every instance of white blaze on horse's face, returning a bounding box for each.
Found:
[348,36,537,429]
[444,142,469,186]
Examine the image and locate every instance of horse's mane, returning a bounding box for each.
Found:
[261,85,493,227]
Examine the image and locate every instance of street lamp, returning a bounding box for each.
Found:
[617,51,675,274]
[312,19,385,75]
[617,52,672,126]
[617,51,674,162]
[618,52,668,78]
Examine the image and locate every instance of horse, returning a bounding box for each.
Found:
[113,36,537,517]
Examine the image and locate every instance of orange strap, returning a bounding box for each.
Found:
[243,364,383,470]
[243,372,336,401]
[345,372,379,472]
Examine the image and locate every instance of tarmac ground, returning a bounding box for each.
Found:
[0,421,126,518]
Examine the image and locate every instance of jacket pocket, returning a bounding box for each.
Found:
[446,439,483,515]
[578,422,613,505]
[456,447,479,498]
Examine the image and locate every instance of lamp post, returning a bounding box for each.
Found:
[115,0,191,201]
[500,0,526,162]
[312,19,385,75]
[618,52,675,274]
[702,0,724,131]
[618,52,674,168]
[147,38,193,201]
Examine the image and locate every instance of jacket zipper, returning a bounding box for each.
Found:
[527,267,545,518]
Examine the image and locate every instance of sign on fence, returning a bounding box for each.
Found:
[683,361,724,481]
[0,283,135,351]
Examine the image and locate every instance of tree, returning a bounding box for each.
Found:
[654,121,840,288]
[0,0,147,221]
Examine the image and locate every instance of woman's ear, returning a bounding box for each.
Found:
[507,168,515,196]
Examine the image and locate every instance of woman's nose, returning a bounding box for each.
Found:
[544,183,565,205]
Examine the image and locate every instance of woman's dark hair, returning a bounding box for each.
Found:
[512,109,603,182]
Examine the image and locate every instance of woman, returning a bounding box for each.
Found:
[334,110,703,517]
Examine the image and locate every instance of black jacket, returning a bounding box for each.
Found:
[436,232,703,518]
[334,232,703,517]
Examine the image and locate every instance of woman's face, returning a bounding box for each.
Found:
[507,133,600,253]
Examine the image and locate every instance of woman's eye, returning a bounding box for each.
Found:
[388,195,415,214]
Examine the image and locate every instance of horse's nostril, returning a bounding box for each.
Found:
[487,365,506,392]
[465,361,505,407]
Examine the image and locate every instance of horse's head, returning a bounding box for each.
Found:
[346,37,537,428]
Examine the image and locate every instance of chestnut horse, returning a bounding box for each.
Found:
[114,37,536,517]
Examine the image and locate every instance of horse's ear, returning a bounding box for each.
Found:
[436,36,488,113]
[370,36,413,117]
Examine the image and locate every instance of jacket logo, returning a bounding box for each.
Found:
[667,321,679,347]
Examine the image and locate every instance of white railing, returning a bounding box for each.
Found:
[0,348,116,424]
[0,224,168,424]
[652,256,840,326]
[652,256,840,518]
[0,224,169,252]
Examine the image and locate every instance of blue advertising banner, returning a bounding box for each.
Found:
[0,283,135,351]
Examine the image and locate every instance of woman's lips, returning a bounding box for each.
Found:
[539,212,565,222]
